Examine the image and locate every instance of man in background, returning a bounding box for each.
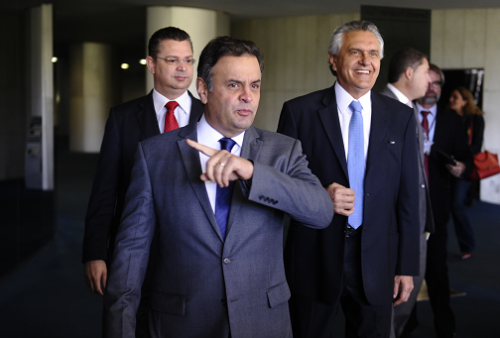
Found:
[413,63,472,338]
[82,27,203,337]
[380,48,435,338]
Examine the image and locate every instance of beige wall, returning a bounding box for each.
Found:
[232,13,359,131]
[233,9,500,204]
[431,9,500,204]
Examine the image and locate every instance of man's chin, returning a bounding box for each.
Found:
[420,97,438,105]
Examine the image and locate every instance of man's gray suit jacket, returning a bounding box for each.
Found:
[103,122,334,338]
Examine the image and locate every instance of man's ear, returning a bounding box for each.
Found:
[197,78,208,104]
[404,67,414,81]
[328,53,337,72]
[146,56,156,75]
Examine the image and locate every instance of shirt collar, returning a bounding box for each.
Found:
[387,83,412,107]
[416,102,437,116]
[197,114,245,150]
[334,81,371,114]
[152,89,191,116]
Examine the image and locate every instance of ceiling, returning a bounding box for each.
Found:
[3,0,499,55]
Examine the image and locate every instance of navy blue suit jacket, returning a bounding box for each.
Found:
[277,86,420,306]
[82,90,203,262]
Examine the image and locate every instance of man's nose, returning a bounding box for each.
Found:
[240,86,253,103]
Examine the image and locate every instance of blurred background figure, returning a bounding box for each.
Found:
[448,87,485,259]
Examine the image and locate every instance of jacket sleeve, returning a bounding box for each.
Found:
[103,143,156,338]
[470,115,485,155]
[395,112,421,276]
[82,108,122,263]
[247,139,334,229]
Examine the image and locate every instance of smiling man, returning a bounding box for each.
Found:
[103,36,333,338]
[277,21,421,337]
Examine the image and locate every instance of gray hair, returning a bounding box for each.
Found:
[328,20,384,59]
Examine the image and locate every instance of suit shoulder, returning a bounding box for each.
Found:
[140,127,183,148]
[252,127,299,148]
[284,87,332,106]
[110,95,150,114]
[373,92,413,119]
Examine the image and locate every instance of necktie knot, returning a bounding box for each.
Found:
[349,100,363,114]
[163,101,179,133]
[219,137,236,152]
[166,100,179,111]
[421,110,430,119]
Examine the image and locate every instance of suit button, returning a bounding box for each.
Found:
[259,195,264,200]
[223,258,230,264]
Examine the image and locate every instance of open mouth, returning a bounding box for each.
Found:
[355,70,370,74]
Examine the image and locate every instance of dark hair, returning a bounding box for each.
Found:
[328,20,384,76]
[197,36,264,91]
[148,27,193,60]
[429,63,445,85]
[387,48,428,84]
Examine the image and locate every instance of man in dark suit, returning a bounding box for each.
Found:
[277,21,420,337]
[414,64,472,338]
[379,48,435,338]
[82,27,203,336]
[103,36,333,338]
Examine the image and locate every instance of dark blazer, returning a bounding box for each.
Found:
[82,90,203,263]
[103,123,334,338]
[427,107,473,226]
[277,86,420,307]
[463,113,485,155]
[380,85,435,234]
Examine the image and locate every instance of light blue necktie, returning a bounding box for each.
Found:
[347,100,365,229]
[215,138,236,239]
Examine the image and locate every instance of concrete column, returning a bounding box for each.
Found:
[69,42,113,153]
[145,6,230,96]
[25,4,54,190]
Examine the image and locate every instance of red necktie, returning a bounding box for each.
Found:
[164,101,179,133]
[421,111,430,182]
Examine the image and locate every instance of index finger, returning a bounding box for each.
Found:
[186,139,217,158]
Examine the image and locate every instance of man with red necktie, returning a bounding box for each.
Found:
[413,63,472,338]
[82,27,203,337]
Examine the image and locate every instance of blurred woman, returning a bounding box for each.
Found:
[448,86,485,259]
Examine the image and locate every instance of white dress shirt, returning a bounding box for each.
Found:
[196,114,245,212]
[415,102,437,142]
[334,82,372,161]
[387,83,414,108]
[153,89,192,133]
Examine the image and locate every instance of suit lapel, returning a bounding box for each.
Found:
[318,87,348,179]
[366,93,389,173]
[225,127,262,238]
[137,90,161,138]
[177,125,222,241]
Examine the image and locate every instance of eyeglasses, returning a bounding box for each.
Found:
[156,56,196,66]
[429,81,442,87]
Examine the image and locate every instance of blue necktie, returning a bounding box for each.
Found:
[347,100,365,229]
[215,138,236,239]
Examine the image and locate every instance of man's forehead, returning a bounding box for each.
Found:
[160,39,192,53]
[213,55,261,77]
[342,30,380,49]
